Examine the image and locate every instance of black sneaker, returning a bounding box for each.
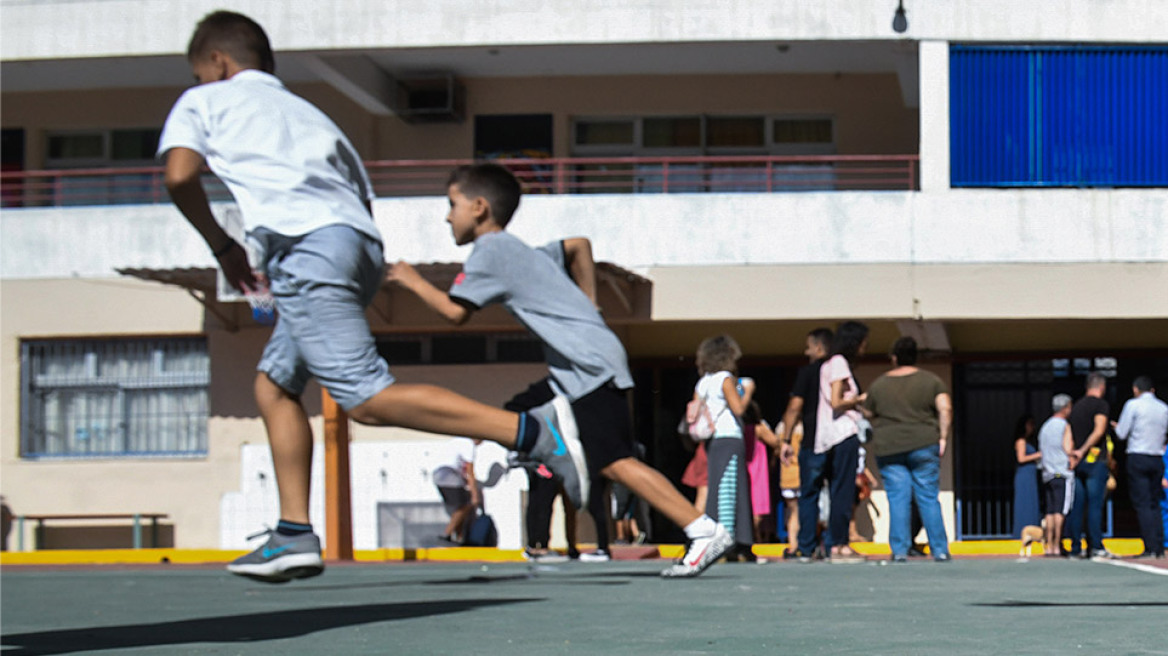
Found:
[526,396,588,509]
[227,529,324,583]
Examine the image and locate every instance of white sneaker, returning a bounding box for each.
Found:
[578,550,611,563]
[660,523,733,578]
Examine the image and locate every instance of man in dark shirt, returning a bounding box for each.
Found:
[779,328,833,561]
[1064,372,1115,559]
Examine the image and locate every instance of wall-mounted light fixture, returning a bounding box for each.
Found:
[892,0,908,33]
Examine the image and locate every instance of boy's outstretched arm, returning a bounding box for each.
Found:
[163,147,256,292]
[387,261,471,325]
[561,237,597,306]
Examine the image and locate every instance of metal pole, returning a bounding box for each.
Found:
[133,513,141,549]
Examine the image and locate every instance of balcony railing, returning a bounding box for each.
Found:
[1,154,918,208]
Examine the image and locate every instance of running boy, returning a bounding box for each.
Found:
[160,11,582,583]
[388,163,733,577]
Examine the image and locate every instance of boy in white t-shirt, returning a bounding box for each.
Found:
[159,11,581,583]
[432,438,480,544]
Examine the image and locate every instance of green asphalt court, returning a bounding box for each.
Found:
[3,556,1167,655]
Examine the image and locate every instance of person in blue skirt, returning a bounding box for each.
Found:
[1011,414,1042,538]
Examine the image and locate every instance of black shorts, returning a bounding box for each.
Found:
[437,485,471,516]
[1044,476,1074,516]
[504,378,636,476]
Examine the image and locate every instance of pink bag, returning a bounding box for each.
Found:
[684,398,716,442]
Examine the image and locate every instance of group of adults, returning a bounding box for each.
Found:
[1013,373,1168,559]
[777,322,953,563]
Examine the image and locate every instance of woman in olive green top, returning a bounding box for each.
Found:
[864,337,953,562]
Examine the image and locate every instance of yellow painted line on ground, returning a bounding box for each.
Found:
[0,538,1149,566]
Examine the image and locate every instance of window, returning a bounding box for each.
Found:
[21,338,209,458]
[45,128,161,168]
[572,114,837,192]
[45,128,163,206]
[376,333,543,365]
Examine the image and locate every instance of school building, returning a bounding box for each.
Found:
[2,0,1166,552]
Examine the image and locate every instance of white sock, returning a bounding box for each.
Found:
[683,514,717,540]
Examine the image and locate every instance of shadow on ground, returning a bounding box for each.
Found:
[0,598,541,655]
[972,600,1168,607]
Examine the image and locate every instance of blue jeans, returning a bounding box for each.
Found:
[1064,457,1109,555]
[796,435,859,555]
[876,444,949,558]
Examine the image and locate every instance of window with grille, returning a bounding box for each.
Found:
[20,338,210,458]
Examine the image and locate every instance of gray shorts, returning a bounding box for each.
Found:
[254,225,394,410]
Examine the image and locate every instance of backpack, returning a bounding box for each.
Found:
[464,510,498,547]
[683,398,716,442]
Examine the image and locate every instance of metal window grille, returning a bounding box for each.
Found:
[20,338,209,458]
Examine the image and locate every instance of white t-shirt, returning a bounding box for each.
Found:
[432,437,476,488]
[696,371,742,438]
[157,70,380,244]
[815,354,861,454]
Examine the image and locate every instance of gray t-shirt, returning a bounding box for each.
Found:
[448,231,633,401]
[1038,416,1071,482]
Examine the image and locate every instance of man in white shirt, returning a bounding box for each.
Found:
[1114,376,1168,558]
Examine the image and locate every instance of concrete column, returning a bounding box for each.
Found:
[919,40,950,192]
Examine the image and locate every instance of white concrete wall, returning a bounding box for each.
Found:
[3,190,1165,283]
[4,0,1166,61]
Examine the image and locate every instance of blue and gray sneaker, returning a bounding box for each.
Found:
[526,395,589,509]
[226,529,324,583]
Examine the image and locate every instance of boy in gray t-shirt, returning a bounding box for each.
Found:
[390,163,733,577]
[1037,394,1076,555]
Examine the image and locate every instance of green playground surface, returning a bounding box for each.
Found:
[2,557,1166,655]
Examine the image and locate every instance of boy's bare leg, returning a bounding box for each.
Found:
[444,504,474,540]
[601,457,701,528]
[255,373,314,524]
[349,384,519,447]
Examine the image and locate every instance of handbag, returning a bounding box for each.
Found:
[680,398,716,442]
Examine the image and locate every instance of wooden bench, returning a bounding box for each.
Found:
[16,513,169,551]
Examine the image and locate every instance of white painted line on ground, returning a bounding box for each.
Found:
[1099,559,1168,577]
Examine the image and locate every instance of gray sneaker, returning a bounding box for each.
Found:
[526,395,589,509]
[227,529,324,583]
[660,523,733,578]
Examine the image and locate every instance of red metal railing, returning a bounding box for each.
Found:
[0,155,917,208]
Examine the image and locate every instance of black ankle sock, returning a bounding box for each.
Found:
[516,411,540,453]
[276,519,313,536]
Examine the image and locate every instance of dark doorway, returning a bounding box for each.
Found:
[2,128,26,207]
[473,114,553,159]
[953,355,1168,540]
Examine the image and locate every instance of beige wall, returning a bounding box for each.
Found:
[379,72,917,159]
[0,277,549,548]
[2,72,917,169]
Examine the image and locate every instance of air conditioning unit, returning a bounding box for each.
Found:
[396,73,466,123]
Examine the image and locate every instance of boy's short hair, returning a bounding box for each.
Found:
[447,163,522,227]
[696,334,742,377]
[188,11,275,73]
[808,328,833,352]
[891,336,918,366]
